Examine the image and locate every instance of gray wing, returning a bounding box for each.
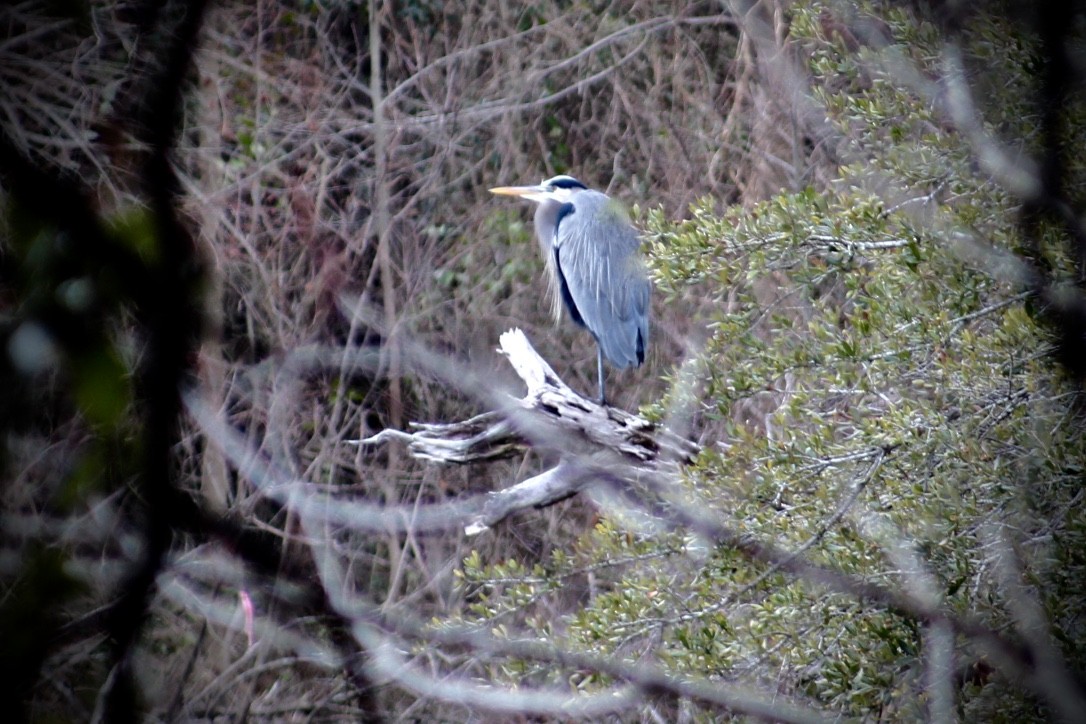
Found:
[554,191,650,368]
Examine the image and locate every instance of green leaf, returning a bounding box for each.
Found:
[73,345,130,429]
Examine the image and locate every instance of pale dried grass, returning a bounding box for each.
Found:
[3,0,821,719]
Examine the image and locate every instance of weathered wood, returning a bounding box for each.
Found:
[360,412,520,464]
[357,329,700,533]
[497,329,699,464]
[464,460,595,536]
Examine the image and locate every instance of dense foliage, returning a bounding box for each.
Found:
[459,2,1086,720]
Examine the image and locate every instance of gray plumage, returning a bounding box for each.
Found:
[490,174,650,404]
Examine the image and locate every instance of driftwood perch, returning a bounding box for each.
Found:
[360,329,700,534]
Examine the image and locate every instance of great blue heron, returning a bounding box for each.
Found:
[490,174,650,404]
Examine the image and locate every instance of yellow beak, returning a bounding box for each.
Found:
[489,185,547,197]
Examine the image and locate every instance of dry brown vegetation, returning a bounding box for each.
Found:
[5,0,1086,721]
[4,1,790,718]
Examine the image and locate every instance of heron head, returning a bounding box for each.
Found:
[489,174,588,204]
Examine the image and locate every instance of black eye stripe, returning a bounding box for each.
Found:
[545,176,588,190]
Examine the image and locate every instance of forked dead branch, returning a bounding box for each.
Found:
[361,329,700,535]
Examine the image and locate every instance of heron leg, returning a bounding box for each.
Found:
[597,342,606,405]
